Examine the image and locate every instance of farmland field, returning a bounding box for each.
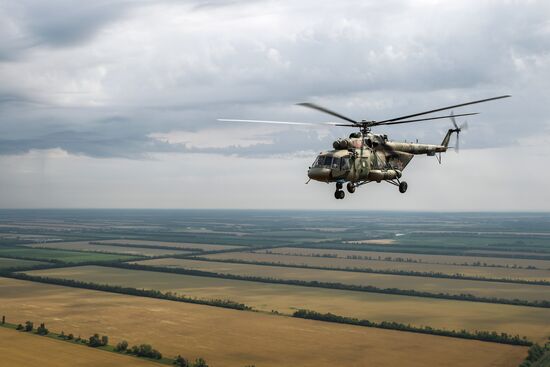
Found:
[92,239,243,251]
[23,265,550,341]
[0,327,160,367]
[258,247,550,269]
[0,247,139,263]
[132,258,550,302]
[0,277,528,367]
[27,241,192,257]
[202,251,550,281]
[2,210,550,366]
[0,257,46,269]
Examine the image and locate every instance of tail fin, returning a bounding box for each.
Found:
[441,129,455,148]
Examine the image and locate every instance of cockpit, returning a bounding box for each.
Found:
[311,155,351,171]
[308,154,351,182]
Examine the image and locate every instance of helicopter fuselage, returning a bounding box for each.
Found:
[307,132,450,185]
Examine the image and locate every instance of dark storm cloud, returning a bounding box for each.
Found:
[0,130,177,158]
[1,0,140,49]
[0,0,549,158]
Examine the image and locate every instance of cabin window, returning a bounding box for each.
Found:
[331,157,341,169]
[341,157,350,170]
[323,156,333,167]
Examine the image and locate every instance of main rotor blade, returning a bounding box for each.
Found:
[372,112,478,126]
[297,102,360,125]
[376,95,510,123]
[217,118,337,126]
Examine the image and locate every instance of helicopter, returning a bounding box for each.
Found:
[219,95,510,199]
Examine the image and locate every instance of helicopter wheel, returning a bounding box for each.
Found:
[336,182,343,190]
[334,190,345,199]
[399,181,408,194]
[346,183,356,194]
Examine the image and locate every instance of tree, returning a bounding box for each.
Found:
[193,358,208,367]
[2,315,5,324]
[37,323,49,335]
[101,335,109,346]
[128,344,162,359]
[16,324,23,330]
[67,333,74,340]
[24,321,33,332]
[88,334,104,347]
[173,355,189,367]
[527,344,544,362]
[115,340,128,352]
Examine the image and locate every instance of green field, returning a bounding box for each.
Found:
[23,265,550,342]
[393,232,550,249]
[26,241,192,257]
[259,247,550,269]
[133,258,550,302]
[0,247,139,263]
[203,251,550,281]
[93,239,243,251]
[0,257,47,269]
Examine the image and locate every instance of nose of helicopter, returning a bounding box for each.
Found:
[307,167,331,182]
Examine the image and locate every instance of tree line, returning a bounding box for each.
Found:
[262,250,546,270]
[303,244,550,261]
[1,315,212,366]
[518,341,550,367]
[188,256,550,286]
[4,272,251,311]
[292,309,532,346]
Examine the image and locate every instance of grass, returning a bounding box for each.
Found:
[259,247,550,269]
[21,265,550,342]
[203,251,550,281]
[0,277,529,367]
[26,241,192,257]
[0,257,47,269]
[0,247,140,263]
[0,324,163,367]
[131,258,550,302]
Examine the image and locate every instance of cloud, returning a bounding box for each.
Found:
[0,1,549,161]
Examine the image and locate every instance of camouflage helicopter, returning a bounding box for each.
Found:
[220,95,510,199]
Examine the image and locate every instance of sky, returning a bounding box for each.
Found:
[0,0,549,210]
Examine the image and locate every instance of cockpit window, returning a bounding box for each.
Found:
[313,155,341,168]
[312,156,323,167]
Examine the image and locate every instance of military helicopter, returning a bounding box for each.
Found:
[219,95,510,199]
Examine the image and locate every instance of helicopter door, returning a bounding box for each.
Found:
[330,157,344,178]
[331,156,351,179]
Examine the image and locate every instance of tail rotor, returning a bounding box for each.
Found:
[450,111,468,153]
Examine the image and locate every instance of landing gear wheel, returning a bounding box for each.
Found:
[399,181,408,194]
[334,190,345,199]
[336,182,343,190]
[346,182,356,194]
